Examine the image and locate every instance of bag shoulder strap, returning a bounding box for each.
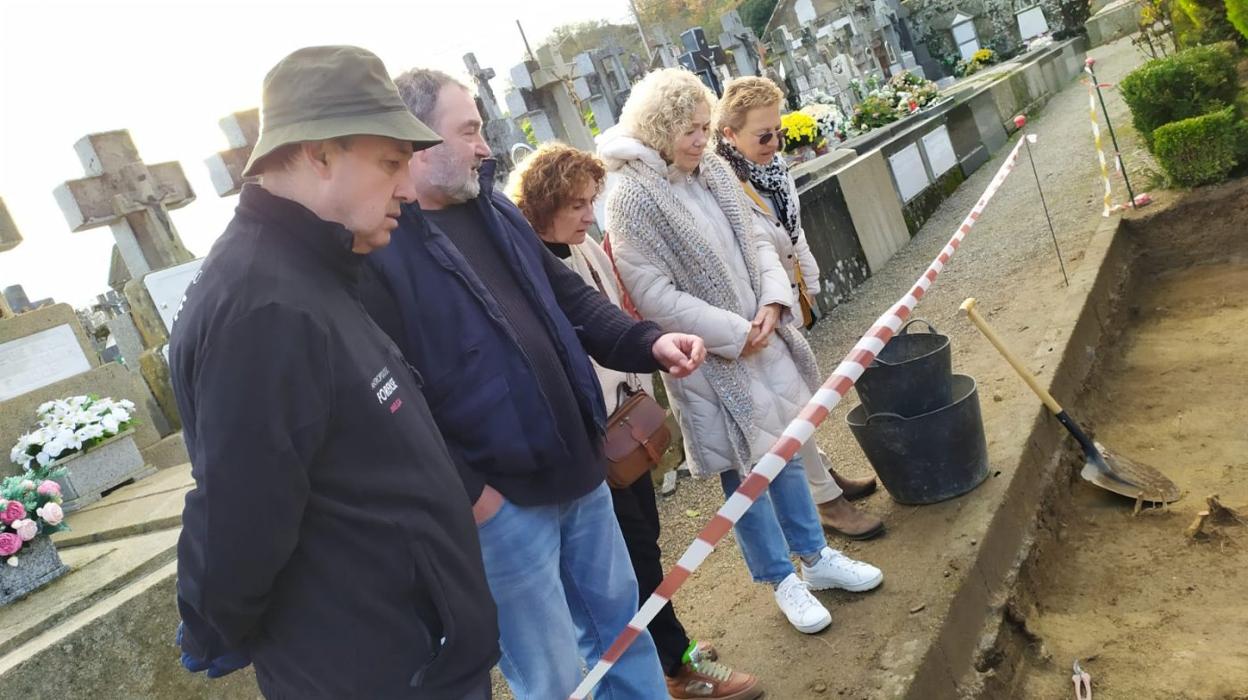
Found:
[742,182,774,218]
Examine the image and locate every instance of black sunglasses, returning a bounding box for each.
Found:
[757,129,787,146]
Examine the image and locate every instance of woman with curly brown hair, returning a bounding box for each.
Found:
[508,142,762,700]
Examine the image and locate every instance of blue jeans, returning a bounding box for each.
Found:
[477,481,667,700]
[720,457,827,584]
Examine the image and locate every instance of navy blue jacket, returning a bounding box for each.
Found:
[170,185,499,698]
[363,162,663,506]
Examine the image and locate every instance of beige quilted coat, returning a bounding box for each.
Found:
[599,130,820,477]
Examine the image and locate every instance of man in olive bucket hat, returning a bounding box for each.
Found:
[170,46,500,698]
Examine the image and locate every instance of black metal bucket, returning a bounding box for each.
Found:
[846,374,989,505]
[856,319,952,418]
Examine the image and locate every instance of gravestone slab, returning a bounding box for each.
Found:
[832,151,911,274]
[968,87,1009,152]
[888,142,930,202]
[794,165,872,307]
[0,304,96,365]
[0,326,92,402]
[143,259,203,333]
[946,101,992,176]
[0,304,98,403]
[106,314,144,373]
[921,126,958,177]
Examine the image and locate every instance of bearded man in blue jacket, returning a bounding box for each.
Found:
[361,68,707,700]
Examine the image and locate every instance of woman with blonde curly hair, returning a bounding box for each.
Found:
[507,142,761,700]
[600,68,884,638]
[715,76,884,541]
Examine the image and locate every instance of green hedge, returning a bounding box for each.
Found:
[1152,107,1247,185]
[1119,42,1240,148]
[1229,0,1248,41]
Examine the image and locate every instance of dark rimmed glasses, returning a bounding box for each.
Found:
[756,129,787,146]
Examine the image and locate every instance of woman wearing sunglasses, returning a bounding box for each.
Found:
[714,77,886,541]
[600,68,884,638]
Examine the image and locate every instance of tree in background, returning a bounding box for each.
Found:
[739,0,780,37]
[1172,0,1240,46]
[633,0,741,40]
[542,20,646,59]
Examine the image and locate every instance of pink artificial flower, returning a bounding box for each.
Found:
[20,480,35,492]
[37,480,61,497]
[1,500,26,525]
[37,502,64,526]
[0,532,21,557]
[12,518,37,541]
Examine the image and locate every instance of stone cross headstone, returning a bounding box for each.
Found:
[572,52,617,131]
[719,10,761,77]
[0,198,21,318]
[678,27,724,95]
[506,49,595,152]
[53,131,196,284]
[465,53,527,173]
[464,53,503,122]
[593,43,634,114]
[650,27,681,69]
[52,131,197,433]
[204,109,260,197]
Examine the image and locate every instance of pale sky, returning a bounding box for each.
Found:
[0,0,634,306]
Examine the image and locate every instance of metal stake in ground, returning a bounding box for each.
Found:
[1084,58,1137,208]
[1014,115,1068,286]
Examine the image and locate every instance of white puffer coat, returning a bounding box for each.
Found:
[742,180,823,302]
[599,130,820,477]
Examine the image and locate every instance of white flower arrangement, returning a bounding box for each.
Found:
[10,395,136,471]
[800,102,858,142]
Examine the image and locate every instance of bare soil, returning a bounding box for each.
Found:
[1008,183,1248,699]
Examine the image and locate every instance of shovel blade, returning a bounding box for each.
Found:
[1081,441,1182,504]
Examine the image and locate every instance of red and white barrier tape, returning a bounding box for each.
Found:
[567,132,1033,700]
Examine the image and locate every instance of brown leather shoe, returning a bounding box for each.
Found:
[828,467,878,501]
[818,495,885,540]
[666,659,763,699]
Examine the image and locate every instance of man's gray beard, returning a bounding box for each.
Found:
[427,151,482,204]
[442,176,481,204]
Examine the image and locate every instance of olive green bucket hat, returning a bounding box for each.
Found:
[243,45,441,177]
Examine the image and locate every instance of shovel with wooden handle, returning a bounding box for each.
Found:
[960,298,1181,504]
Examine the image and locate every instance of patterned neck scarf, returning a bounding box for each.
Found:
[715,139,800,242]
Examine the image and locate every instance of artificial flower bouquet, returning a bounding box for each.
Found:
[10,395,136,471]
[0,470,68,567]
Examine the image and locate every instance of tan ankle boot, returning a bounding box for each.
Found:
[828,467,878,501]
[818,496,885,540]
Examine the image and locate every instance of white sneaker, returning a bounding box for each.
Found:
[774,573,832,634]
[801,546,884,592]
